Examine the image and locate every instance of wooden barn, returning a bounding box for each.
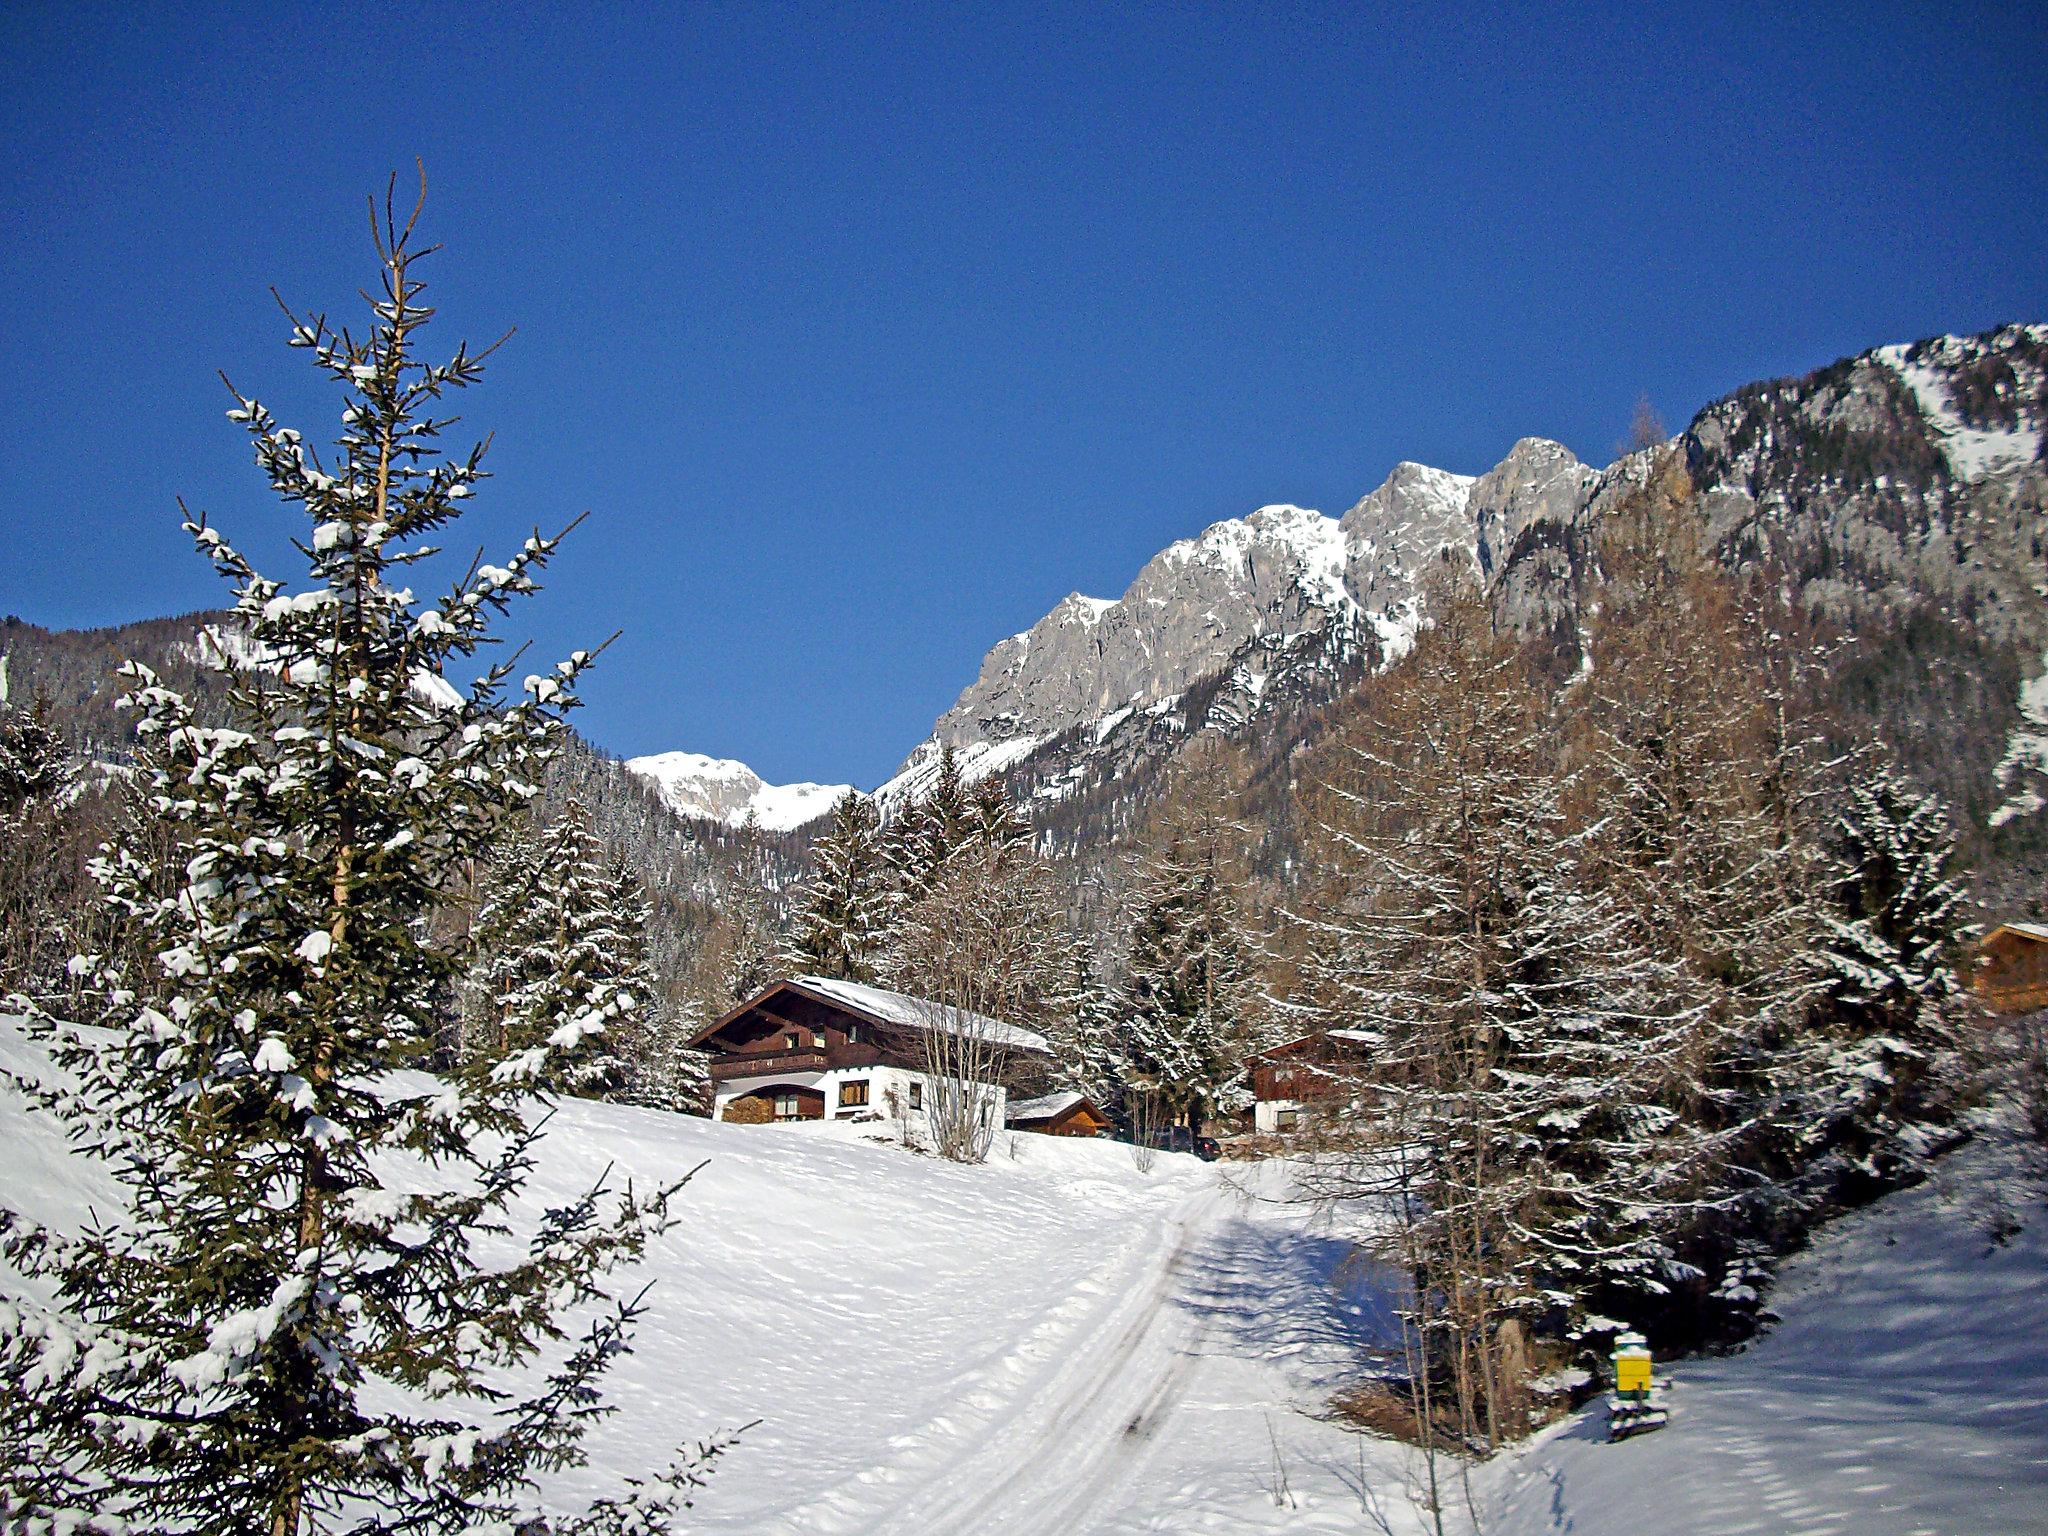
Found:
[1005,1091,1113,1138]
[1973,923,2048,1015]
[691,975,1051,1126]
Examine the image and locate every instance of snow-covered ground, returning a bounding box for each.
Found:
[1482,1123,2048,1536]
[4,1015,2044,1534]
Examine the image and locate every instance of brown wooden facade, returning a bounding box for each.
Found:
[1248,1032,1374,1103]
[1008,1094,1113,1137]
[693,980,918,1080]
[721,1085,827,1122]
[1974,924,2048,1016]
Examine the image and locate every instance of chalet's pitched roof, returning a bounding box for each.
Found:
[1985,922,2048,945]
[1253,1027,1381,1061]
[692,975,1053,1055]
[1006,1090,1095,1125]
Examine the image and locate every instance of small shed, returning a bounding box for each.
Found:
[1974,923,2048,1015]
[1006,1091,1112,1138]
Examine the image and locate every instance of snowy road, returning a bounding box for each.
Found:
[848,1186,1224,1536]
[756,1157,1408,1536]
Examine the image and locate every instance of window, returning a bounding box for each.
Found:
[839,1079,870,1109]
[1273,1108,1300,1133]
[784,1033,800,1051]
[774,1093,800,1120]
[908,1081,923,1111]
[813,1032,826,1048]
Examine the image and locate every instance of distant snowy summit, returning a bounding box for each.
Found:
[623,750,855,833]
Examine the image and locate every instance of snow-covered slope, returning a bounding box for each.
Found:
[5,1016,2045,1534]
[1482,1120,2048,1536]
[623,750,854,833]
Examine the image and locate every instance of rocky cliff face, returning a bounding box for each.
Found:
[878,467,1482,805]
[878,324,2048,887]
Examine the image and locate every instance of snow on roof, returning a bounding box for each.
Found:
[790,976,1053,1055]
[1007,1090,1091,1124]
[1990,922,2048,943]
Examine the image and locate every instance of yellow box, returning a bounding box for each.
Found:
[1615,1356,1652,1393]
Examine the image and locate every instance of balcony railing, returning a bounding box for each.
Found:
[708,1046,891,1083]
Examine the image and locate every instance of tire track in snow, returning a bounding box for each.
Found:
[877,1180,1235,1536]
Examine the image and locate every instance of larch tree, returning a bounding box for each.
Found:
[0,183,725,1535]
[1292,571,1710,1453]
[1573,447,1839,1292]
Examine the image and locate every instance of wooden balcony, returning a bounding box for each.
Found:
[708,1046,891,1083]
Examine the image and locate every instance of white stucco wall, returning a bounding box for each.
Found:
[1254,1098,1302,1135]
[713,1063,1006,1130]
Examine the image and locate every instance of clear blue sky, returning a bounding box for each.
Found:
[3,2,2044,789]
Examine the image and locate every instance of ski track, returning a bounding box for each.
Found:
[771,1176,1238,1536]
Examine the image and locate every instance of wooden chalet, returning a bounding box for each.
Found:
[692,975,1051,1125]
[1248,1029,1377,1135]
[1005,1091,1113,1138]
[1973,923,2048,1016]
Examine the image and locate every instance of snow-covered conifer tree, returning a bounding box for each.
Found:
[1117,748,1261,1134]
[607,854,710,1115]
[0,691,68,817]
[1042,946,1128,1110]
[465,802,649,1095]
[968,774,1031,855]
[1825,766,1965,1023]
[886,744,972,902]
[0,184,723,1534]
[790,790,889,982]
[1807,764,1969,1187]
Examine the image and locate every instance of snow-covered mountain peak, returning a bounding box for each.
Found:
[624,750,854,833]
[1875,329,2048,484]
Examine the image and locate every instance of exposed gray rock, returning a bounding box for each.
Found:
[874,324,2048,881]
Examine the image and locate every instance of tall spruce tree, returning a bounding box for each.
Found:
[0,185,722,1534]
[0,691,68,817]
[1808,764,1969,1189]
[609,853,711,1116]
[463,802,648,1095]
[790,790,889,982]
[1118,748,1261,1133]
[886,745,973,904]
